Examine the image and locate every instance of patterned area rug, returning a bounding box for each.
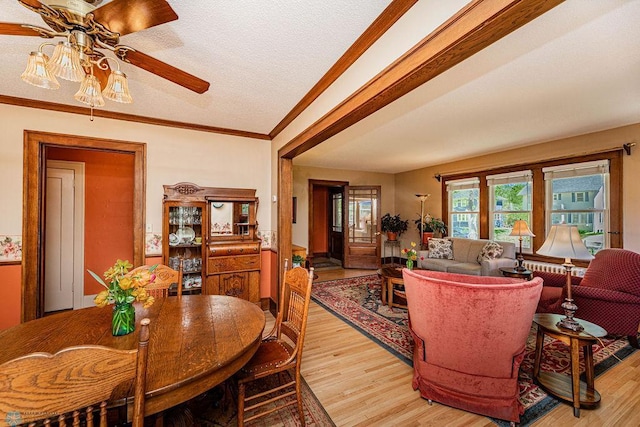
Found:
[163,375,334,426]
[311,274,637,426]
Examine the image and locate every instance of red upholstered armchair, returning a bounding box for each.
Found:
[402,269,543,424]
[535,248,640,348]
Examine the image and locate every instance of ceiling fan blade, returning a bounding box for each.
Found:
[19,0,44,9]
[91,0,178,36]
[0,22,46,36]
[119,48,210,94]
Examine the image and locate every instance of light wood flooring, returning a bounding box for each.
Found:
[287,267,640,426]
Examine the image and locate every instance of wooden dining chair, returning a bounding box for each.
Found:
[127,261,184,298]
[0,318,151,427]
[236,260,314,426]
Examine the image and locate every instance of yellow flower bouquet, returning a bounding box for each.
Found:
[402,241,423,270]
[89,259,157,336]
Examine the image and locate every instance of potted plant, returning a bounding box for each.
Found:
[415,214,447,243]
[381,213,409,241]
[292,254,305,268]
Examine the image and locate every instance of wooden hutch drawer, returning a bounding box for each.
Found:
[208,243,260,257]
[208,254,260,274]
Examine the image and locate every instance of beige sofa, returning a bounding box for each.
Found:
[418,237,516,277]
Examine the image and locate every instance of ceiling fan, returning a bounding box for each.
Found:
[0,0,210,97]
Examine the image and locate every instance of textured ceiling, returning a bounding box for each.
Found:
[0,0,392,134]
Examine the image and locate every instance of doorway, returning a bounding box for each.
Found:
[44,160,85,313]
[308,180,347,268]
[22,131,146,322]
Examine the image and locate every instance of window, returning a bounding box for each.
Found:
[543,160,609,254]
[487,171,533,252]
[447,178,480,239]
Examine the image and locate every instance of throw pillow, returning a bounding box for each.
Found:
[428,238,454,260]
[477,241,504,264]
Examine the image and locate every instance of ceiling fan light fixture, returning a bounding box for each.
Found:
[74,74,105,107]
[21,51,60,90]
[48,41,85,82]
[102,69,133,104]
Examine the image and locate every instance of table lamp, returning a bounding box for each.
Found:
[509,220,535,271]
[537,224,594,331]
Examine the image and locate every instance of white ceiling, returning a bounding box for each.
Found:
[0,0,392,134]
[1,1,639,175]
[295,0,640,173]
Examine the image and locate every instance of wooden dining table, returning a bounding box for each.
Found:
[0,295,265,417]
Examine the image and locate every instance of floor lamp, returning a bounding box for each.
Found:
[537,224,593,331]
[416,194,430,248]
[509,220,535,271]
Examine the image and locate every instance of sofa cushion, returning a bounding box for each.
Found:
[446,263,482,276]
[476,241,504,264]
[421,258,457,272]
[428,238,454,259]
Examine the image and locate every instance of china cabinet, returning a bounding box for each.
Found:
[162,183,261,303]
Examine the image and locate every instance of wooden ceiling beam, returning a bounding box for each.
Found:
[278,0,565,159]
[269,0,418,139]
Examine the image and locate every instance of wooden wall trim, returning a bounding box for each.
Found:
[22,131,146,322]
[278,0,564,159]
[0,95,270,141]
[268,0,418,139]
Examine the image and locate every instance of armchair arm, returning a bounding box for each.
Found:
[533,271,583,288]
[573,285,640,304]
[481,257,517,276]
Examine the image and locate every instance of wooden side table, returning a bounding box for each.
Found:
[499,267,533,280]
[378,266,407,308]
[533,313,607,417]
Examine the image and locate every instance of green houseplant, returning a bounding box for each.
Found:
[415,214,447,239]
[381,213,409,241]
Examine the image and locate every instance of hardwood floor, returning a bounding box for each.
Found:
[294,267,640,426]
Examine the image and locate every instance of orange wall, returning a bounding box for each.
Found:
[0,264,21,330]
[48,148,135,295]
[312,187,329,254]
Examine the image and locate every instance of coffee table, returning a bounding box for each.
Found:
[533,313,607,417]
[378,266,407,309]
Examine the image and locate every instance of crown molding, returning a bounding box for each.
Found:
[0,95,271,140]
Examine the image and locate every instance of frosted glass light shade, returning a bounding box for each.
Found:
[21,51,60,90]
[74,74,105,107]
[537,224,593,261]
[102,70,133,104]
[48,41,85,82]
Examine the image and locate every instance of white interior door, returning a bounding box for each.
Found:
[45,161,85,312]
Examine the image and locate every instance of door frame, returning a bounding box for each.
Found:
[308,180,348,265]
[46,160,86,311]
[23,131,146,322]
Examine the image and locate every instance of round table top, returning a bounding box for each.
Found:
[0,295,265,415]
[533,313,607,339]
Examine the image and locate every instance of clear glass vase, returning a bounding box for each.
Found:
[112,302,135,336]
[406,259,414,270]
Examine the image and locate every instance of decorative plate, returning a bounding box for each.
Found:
[176,226,195,244]
[168,233,180,246]
[212,202,224,208]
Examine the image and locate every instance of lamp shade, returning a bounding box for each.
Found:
[509,220,535,237]
[21,51,60,90]
[102,70,133,104]
[537,224,593,261]
[74,74,105,107]
[48,41,85,82]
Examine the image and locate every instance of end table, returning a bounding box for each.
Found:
[499,267,533,280]
[533,313,607,417]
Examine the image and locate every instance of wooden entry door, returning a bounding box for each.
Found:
[344,186,381,269]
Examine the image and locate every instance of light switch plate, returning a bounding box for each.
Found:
[146,223,153,233]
